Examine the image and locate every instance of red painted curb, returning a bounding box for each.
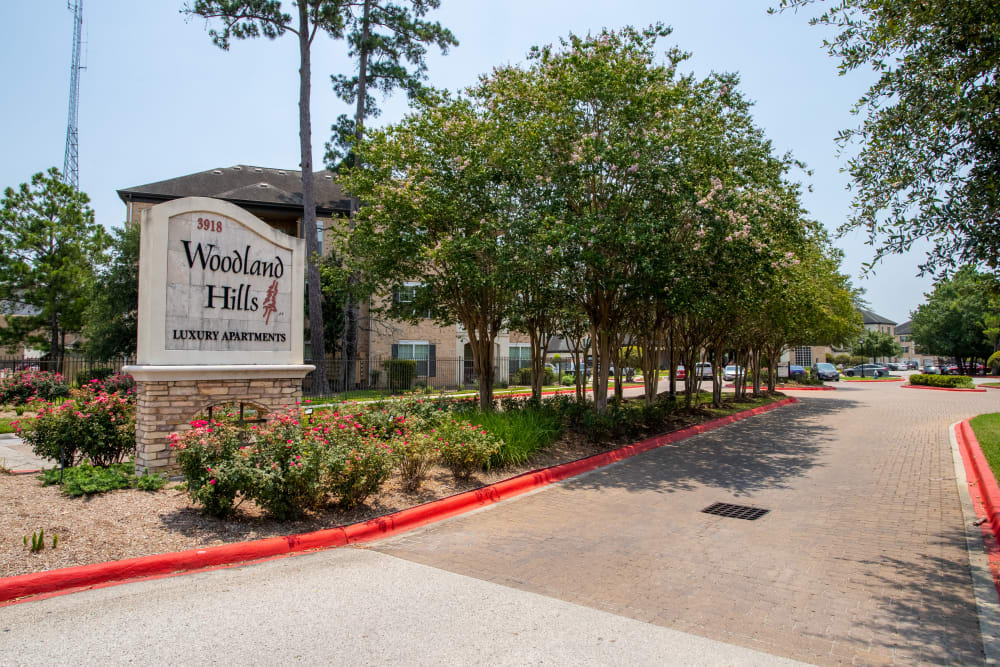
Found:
[841,377,904,382]
[954,421,1000,599]
[902,384,987,393]
[980,384,1000,390]
[0,397,797,605]
[724,384,835,391]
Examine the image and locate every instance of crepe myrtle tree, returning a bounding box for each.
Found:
[475,25,735,413]
[339,92,519,410]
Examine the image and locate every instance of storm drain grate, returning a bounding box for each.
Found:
[701,502,770,521]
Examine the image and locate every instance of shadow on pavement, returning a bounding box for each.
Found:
[567,396,860,498]
[820,528,983,664]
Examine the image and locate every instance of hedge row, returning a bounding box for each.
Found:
[909,373,975,389]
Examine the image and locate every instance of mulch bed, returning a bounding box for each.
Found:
[1,399,746,579]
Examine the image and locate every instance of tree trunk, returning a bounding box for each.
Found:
[340,0,372,393]
[467,330,495,410]
[298,4,329,395]
[591,326,612,412]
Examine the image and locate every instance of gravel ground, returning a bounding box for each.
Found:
[0,399,753,579]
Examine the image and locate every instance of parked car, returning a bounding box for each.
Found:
[694,362,713,380]
[675,365,686,380]
[812,362,840,381]
[723,365,745,381]
[789,364,807,380]
[922,365,941,374]
[943,364,960,375]
[908,361,920,370]
[843,364,888,377]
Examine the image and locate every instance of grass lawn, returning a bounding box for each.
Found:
[981,382,1000,389]
[0,418,17,434]
[971,413,1000,480]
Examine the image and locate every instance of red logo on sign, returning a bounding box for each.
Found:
[262,280,279,325]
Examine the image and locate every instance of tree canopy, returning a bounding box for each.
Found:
[773,0,1000,275]
[911,266,994,368]
[340,26,860,411]
[0,169,108,367]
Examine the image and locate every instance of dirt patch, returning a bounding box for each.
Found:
[1,397,774,578]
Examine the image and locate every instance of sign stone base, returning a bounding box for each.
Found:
[124,365,314,474]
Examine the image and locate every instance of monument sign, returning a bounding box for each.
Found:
[125,197,313,473]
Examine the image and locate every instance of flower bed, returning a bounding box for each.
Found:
[1,392,785,578]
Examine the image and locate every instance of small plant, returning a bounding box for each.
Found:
[25,529,46,553]
[14,405,25,416]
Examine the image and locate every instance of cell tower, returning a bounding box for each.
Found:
[63,0,84,189]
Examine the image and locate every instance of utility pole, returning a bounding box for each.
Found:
[63,0,84,189]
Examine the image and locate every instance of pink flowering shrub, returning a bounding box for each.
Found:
[17,392,135,466]
[435,420,503,480]
[172,420,252,517]
[171,408,395,518]
[0,370,70,406]
[80,373,136,399]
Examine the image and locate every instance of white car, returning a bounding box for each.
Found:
[694,362,713,380]
[723,365,745,381]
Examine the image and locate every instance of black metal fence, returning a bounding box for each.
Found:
[0,354,134,385]
[0,353,542,401]
[302,355,535,400]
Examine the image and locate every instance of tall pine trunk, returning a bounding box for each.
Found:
[340,0,372,392]
[299,4,329,395]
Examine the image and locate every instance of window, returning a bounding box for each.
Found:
[794,346,812,366]
[509,344,532,377]
[394,341,434,377]
[393,282,431,318]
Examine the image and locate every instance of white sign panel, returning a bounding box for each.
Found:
[135,197,305,366]
[165,211,292,351]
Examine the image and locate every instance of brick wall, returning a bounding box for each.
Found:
[134,377,302,474]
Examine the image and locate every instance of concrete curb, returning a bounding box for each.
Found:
[902,384,987,393]
[955,420,1000,558]
[0,397,798,605]
[949,421,1000,664]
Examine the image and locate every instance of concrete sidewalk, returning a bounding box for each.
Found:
[0,434,53,473]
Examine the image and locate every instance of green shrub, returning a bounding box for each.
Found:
[513,366,556,386]
[19,392,135,466]
[394,432,437,491]
[988,351,1000,373]
[560,374,575,386]
[39,461,166,497]
[909,373,974,389]
[466,407,563,468]
[0,371,70,406]
[383,359,417,393]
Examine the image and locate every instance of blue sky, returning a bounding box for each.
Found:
[2,1,934,323]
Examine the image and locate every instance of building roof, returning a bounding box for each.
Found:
[859,307,897,326]
[117,165,355,215]
[895,320,911,335]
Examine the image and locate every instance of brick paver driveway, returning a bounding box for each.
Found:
[372,382,1000,664]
